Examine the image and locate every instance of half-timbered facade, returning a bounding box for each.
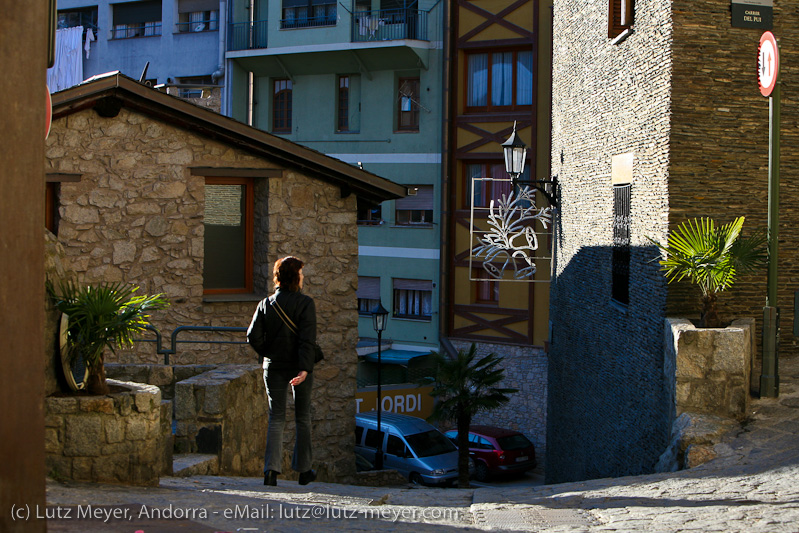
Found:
[444,0,552,347]
[441,0,553,456]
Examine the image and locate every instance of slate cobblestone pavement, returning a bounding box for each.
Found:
[44,355,799,532]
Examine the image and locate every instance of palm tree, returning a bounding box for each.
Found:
[48,281,169,394]
[422,343,518,488]
[651,216,766,328]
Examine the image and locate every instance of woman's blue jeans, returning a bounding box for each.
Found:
[263,361,313,474]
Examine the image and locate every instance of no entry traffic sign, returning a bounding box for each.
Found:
[759,31,779,97]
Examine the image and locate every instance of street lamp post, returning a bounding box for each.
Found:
[371,302,389,470]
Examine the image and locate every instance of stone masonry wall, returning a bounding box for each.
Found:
[666,1,799,362]
[174,365,267,476]
[46,105,361,482]
[451,340,547,463]
[547,0,673,483]
[45,380,163,486]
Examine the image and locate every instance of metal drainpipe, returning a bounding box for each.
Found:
[438,0,451,354]
[215,0,227,115]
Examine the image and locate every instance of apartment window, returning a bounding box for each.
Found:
[466,49,533,111]
[397,77,420,131]
[465,162,531,209]
[177,0,219,32]
[393,279,433,320]
[57,7,98,39]
[357,200,382,225]
[612,184,631,305]
[358,277,381,315]
[176,75,213,98]
[338,76,350,132]
[609,0,634,39]
[473,268,499,305]
[273,79,293,133]
[112,0,162,39]
[395,185,433,226]
[203,177,254,293]
[281,0,337,29]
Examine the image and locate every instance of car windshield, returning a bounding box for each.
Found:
[405,430,457,458]
[496,434,533,451]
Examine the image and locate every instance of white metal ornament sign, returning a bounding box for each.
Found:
[759,31,779,97]
[469,179,553,282]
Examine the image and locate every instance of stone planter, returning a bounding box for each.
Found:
[665,318,754,420]
[45,379,164,486]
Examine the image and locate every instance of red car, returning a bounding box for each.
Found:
[444,425,537,482]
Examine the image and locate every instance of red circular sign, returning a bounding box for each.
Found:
[45,85,52,140]
[759,31,779,97]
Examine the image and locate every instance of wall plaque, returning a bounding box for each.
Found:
[731,0,773,30]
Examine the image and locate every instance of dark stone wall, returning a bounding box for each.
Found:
[667,1,799,363]
[546,0,673,483]
[547,0,799,483]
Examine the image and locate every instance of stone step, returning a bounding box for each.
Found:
[172,453,219,477]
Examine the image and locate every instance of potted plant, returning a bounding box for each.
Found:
[420,343,518,488]
[651,216,766,327]
[48,280,169,395]
[651,216,766,419]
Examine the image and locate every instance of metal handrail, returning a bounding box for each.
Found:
[136,325,248,365]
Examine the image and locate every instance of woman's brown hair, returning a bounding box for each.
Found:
[273,256,304,291]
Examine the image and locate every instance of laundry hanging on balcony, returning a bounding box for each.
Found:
[47,26,84,92]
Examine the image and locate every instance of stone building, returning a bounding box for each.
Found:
[45,72,405,481]
[547,0,798,483]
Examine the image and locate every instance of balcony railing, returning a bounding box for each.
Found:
[352,8,428,42]
[228,20,268,51]
[176,18,219,33]
[112,22,162,39]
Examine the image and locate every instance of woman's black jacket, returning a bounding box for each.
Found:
[247,287,317,373]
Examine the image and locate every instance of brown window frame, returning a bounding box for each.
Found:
[464,48,534,114]
[473,268,499,305]
[397,76,420,132]
[608,0,633,39]
[272,78,293,133]
[203,176,254,295]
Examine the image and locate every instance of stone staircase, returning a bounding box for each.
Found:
[172,453,219,477]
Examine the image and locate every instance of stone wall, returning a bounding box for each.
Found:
[46,104,360,482]
[174,365,267,476]
[666,0,799,360]
[451,340,547,462]
[547,0,673,483]
[45,380,164,486]
[666,318,754,420]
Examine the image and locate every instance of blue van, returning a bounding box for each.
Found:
[355,412,460,486]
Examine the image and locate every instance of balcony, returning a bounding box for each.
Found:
[352,8,428,42]
[111,22,162,39]
[228,20,268,51]
[281,3,337,29]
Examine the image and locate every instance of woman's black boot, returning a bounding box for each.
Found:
[264,470,278,486]
[298,469,316,486]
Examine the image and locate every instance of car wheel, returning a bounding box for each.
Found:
[474,460,489,482]
[409,472,424,486]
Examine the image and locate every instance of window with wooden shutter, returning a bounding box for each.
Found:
[358,277,381,315]
[608,0,633,39]
[393,279,433,320]
[395,185,433,226]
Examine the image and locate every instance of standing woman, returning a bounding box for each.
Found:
[247,256,317,486]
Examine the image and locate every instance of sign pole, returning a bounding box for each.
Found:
[760,32,780,398]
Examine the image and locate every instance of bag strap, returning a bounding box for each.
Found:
[271,296,298,336]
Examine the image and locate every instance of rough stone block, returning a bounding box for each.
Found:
[47,397,79,415]
[44,428,61,454]
[105,418,125,444]
[64,416,104,457]
[175,383,196,420]
[126,417,148,441]
[203,382,227,414]
[79,397,115,414]
[72,457,93,481]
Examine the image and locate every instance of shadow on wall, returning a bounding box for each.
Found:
[546,244,670,484]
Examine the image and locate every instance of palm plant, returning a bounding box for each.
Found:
[421,343,518,488]
[48,280,169,394]
[651,216,766,328]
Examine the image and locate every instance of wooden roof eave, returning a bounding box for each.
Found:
[50,74,406,205]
